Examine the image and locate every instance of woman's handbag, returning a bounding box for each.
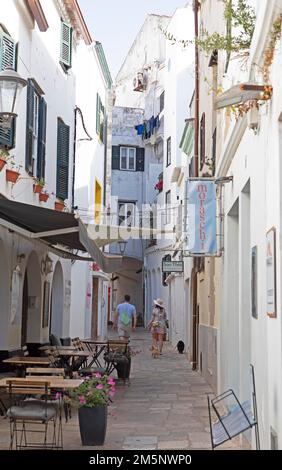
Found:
[152,321,160,328]
[165,319,169,329]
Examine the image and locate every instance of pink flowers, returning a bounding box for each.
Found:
[78,395,86,405]
[69,374,116,408]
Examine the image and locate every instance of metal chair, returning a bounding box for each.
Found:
[6,379,62,450]
[207,364,260,450]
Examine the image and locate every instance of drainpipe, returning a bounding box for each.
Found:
[71,106,78,212]
[192,0,200,371]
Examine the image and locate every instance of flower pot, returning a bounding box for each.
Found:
[33,184,43,194]
[55,201,64,211]
[116,356,131,380]
[0,158,7,172]
[39,193,49,202]
[6,169,20,184]
[78,405,107,446]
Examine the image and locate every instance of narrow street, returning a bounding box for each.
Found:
[61,330,247,450]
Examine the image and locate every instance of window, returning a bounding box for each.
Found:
[0,28,17,148]
[60,21,72,70]
[159,91,165,113]
[118,202,135,227]
[120,147,136,171]
[165,190,171,224]
[25,79,47,178]
[166,137,171,167]
[200,113,206,170]
[56,118,70,200]
[96,94,105,142]
[95,179,102,224]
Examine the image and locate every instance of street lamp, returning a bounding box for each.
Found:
[0,67,27,129]
[117,240,127,255]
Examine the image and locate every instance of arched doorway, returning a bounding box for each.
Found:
[0,240,9,350]
[21,251,42,345]
[50,262,64,338]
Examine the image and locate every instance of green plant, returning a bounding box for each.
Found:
[33,177,45,186]
[8,156,22,173]
[0,149,10,161]
[160,0,256,54]
[68,374,116,408]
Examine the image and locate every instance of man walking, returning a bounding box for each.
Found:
[114,295,137,340]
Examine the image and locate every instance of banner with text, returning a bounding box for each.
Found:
[187,179,217,255]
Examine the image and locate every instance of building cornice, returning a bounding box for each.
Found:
[55,0,92,45]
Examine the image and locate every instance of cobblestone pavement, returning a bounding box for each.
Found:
[0,329,249,450]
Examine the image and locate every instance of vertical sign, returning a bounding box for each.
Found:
[187,180,217,255]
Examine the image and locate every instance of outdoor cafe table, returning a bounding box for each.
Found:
[0,376,83,390]
[38,345,75,352]
[3,356,50,375]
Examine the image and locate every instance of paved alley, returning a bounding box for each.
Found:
[61,330,247,450]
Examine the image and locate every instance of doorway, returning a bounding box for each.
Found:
[91,277,99,339]
[50,262,64,337]
[21,273,28,346]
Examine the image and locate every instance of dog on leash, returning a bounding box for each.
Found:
[151,346,160,358]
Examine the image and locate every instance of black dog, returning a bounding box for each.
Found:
[177,340,185,354]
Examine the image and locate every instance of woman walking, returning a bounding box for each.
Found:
[147,298,167,355]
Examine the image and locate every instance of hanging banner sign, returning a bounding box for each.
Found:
[187,179,217,255]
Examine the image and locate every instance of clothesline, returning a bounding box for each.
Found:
[134,114,160,140]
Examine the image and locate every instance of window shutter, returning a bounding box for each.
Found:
[37,97,47,179]
[96,94,100,135]
[112,146,120,170]
[60,22,72,69]
[136,147,145,172]
[0,32,17,148]
[25,79,35,174]
[56,119,70,200]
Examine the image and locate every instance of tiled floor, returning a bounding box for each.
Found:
[0,329,249,450]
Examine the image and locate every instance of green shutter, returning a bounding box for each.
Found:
[96,93,100,135]
[25,79,35,174]
[136,147,145,172]
[60,21,72,69]
[112,146,120,170]
[56,119,70,200]
[0,32,17,148]
[37,97,47,179]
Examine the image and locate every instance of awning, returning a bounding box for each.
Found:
[0,195,122,273]
[180,121,194,157]
[214,83,272,110]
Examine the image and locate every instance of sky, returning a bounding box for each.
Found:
[78,0,187,79]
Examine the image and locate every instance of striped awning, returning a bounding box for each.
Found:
[180,122,194,157]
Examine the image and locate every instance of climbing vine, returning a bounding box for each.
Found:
[262,14,282,82]
[160,0,256,54]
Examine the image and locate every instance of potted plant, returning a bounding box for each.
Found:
[39,190,49,202]
[0,150,10,172]
[6,158,22,184]
[54,198,65,211]
[104,346,140,382]
[68,373,116,446]
[33,177,45,194]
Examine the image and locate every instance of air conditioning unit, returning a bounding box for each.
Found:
[133,71,146,92]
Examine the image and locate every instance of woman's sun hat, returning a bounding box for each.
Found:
[154,298,164,308]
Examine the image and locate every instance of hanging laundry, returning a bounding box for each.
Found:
[135,124,144,135]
